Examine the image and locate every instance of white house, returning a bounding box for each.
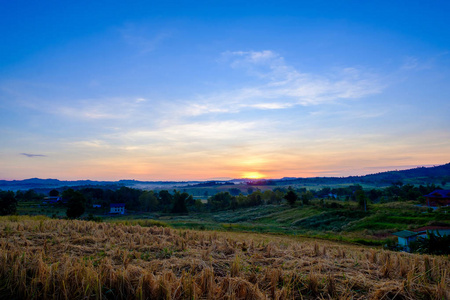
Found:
[392,230,420,252]
[393,226,450,252]
[110,203,125,214]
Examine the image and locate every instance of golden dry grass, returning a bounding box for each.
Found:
[0,216,449,299]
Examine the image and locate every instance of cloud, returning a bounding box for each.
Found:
[67,119,269,160]
[177,50,384,117]
[53,97,149,120]
[20,153,47,158]
[226,50,279,67]
[118,120,262,147]
[119,24,172,54]
[400,56,433,71]
[229,50,383,102]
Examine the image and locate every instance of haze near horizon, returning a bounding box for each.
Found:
[1,1,449,181]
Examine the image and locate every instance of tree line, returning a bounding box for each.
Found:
[0,182,443,218]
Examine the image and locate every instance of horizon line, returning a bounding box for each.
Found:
[1,163,446,183]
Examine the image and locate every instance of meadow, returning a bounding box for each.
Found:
[110,200,449,246]
[1,215,448,299]
[16,198,450,247]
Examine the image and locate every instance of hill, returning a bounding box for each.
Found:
[254,163,450,187]
[1,163,449,192]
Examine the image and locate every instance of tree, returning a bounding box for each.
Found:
[193,199,205,212]
[49,189,59,197]
[171,191,189,214]
[23,189,40,201]
[230,197,238,211]
[15,190,24,201]
[235,194,247,208]
[64,189,86,219]
[0,191,17,215]
[411,231,450,255]
[284,190,298,207]
[272,190,284,204]
[208,192,232,211]
[158,190,173,211]
[355,190,368,211]
[117,187,141,210]
[301,191,313,205]
[139,191,159,212]
[247,190,263,206]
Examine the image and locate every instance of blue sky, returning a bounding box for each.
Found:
[1,1,449,180]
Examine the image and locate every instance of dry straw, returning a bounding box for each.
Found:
[0,216,448,299]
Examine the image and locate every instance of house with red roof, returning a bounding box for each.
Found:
[412,226,450,237]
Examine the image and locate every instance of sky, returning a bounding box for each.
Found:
[1,1,449,181]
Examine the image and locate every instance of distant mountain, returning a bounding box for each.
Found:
[244,163,450,186]
[357,163,450,183]
[1,163,449,191]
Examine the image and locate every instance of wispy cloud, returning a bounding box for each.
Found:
[227,50,383,103]
[119,24,172,54]
[400,56,435,71]
[53,97,149,120]
[20,153,47,158]
[178,50,384,116]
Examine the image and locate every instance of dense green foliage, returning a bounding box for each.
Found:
[0,191,17,215]
[284,190,298,207]
[9,181,445,216]
[410,231,450,255]
[171,191,191,214]
[64,189,86,219]
[49,189,59,197]
[8,179,449,251]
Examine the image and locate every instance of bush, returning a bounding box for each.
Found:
[0,191,17,215]
[64,189,86,219]
[410,231,450,255]
[86,214,103,222]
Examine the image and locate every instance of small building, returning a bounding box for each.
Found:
[110,203,126,214]
[424,190,450,207]
[393,226,450,252]
[43,196,63,204]
[392,230,420,252]
[412,226,450,237]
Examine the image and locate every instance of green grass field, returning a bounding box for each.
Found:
[16,199,450,246]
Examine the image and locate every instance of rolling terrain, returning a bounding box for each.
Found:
[1,163,449,193]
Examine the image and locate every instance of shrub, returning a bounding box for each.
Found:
[0,191,17,216]
[410,231,450,255]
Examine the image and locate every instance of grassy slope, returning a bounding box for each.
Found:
[160,201,449,245]
[0,216,448,299]
[17,200,450,245]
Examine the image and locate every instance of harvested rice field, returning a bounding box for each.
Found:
[0,216,448,299]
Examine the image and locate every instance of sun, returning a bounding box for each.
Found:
[242,171,265,179]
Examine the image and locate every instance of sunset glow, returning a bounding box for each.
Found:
[242,172,265,180]
[0,1,449,181]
